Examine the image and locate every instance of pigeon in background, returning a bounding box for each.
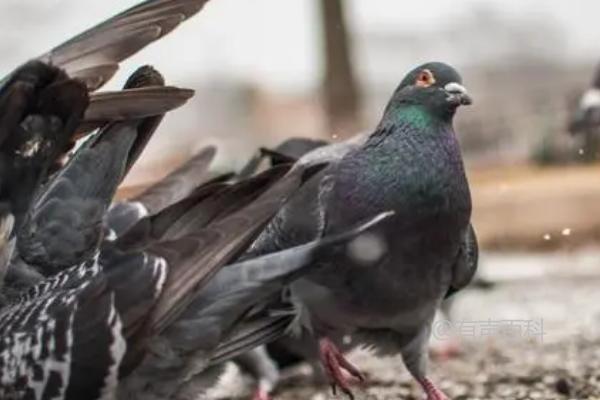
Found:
[241,62,476,400]
[569,62,600,133]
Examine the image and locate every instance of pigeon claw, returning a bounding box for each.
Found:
[318,337,365,400]
[418,377,449,400]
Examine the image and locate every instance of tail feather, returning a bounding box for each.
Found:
[115,166,289,251]
[79,86,194,135]
[209,315,292,365]
[39,0,211,91]
[132,146,216,215]
[16,66,174,274]
[0,61,89,230]
[146,165,310,335]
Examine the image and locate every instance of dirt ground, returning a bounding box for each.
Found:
[207,249,600,400]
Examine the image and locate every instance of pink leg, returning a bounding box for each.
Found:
[318,337,365,399]
[418,377,449,400]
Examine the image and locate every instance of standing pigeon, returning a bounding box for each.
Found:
[244,62,475,400]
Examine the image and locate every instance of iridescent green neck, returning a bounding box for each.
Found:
[383,104,434,130]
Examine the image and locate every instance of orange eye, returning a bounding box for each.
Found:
[415,69,436,87]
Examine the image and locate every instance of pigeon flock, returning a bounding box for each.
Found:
[8,1,595,400]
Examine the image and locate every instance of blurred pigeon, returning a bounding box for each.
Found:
[243,62,475,400]
[569,62,600,133]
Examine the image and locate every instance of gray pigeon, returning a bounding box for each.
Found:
[243,62,476,400]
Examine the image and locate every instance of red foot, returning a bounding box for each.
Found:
[418,377,449,400]
[251,388,272,400]
[318,337,365,400]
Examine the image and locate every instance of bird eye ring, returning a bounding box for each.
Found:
[415,69,436,87]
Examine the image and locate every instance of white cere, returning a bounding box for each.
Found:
[561,228,571,236]
[347,232,387,266]
[444,82,468,95]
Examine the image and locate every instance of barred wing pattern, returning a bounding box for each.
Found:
[0,252,167,400]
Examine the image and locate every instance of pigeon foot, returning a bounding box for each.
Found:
[318,337,365,400]
[418,377,449,400]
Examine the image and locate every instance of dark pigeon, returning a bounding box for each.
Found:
[242,62,476,400]
[13,65,190,277]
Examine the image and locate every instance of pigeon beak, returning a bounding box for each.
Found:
[444,82,473,106]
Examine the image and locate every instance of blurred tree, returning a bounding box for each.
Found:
[318,0,362,137]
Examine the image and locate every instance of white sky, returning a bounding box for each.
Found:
[0,0,598,92]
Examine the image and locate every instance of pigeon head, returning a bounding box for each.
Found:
[384,62,472,123]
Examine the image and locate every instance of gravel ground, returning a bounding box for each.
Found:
[208,249,600,400]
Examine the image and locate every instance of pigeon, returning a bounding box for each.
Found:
[0,156,391,399]
[569,62,600,133]
[0,64,394,399]
[242,62,476,400]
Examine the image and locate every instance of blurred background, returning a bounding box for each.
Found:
[4,0,597,252]
[6,1,600,397]
[3,0,600,282]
